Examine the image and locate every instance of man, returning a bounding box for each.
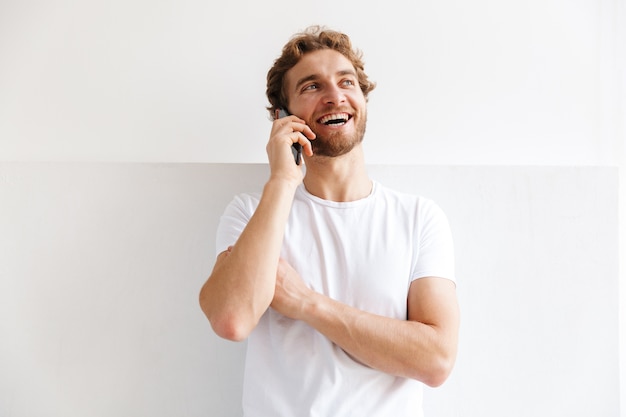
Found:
[199,25,459,416]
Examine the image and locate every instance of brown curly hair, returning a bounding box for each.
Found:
[266,25,376,119]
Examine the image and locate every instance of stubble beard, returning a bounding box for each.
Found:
[310,112,368,158]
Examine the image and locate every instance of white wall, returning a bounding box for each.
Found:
[0,0,623,415]
[0,0,622,166]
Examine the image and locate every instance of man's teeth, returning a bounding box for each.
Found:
[319,113,350,125]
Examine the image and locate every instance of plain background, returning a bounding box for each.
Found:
[0,0,624,415]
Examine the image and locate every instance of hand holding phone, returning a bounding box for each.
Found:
[277,109,303,165]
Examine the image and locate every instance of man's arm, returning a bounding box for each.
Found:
[198,115,315,342]
[199,180,297,341]
[271,259,460,386]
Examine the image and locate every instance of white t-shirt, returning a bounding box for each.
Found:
[216,181,455,417]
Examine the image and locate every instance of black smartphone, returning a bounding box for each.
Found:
[277,108,302,165]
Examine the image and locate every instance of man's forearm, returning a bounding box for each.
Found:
[270,266,459,386]
[300,293,457,386]
[199,178,298,341]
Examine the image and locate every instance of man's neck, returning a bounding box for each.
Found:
[302,145,372,202]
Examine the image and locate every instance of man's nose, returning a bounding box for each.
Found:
[323,84,347,105]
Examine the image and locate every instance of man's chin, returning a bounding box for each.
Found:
[310,133,362,158]
[310,115,367,158]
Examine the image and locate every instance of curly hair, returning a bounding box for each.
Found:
[266,26,376,119]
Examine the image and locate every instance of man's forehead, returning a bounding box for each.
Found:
[285,50,356,90]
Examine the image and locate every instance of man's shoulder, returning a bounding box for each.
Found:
[231,190,262,206]
[373,182,445,217]
[222,190,263,219]
[374,181,427,204]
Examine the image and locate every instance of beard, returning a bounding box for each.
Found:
[310,112,367,158]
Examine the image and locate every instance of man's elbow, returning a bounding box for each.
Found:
[209,314,253,342]
[420,354,456,387]
[199,297,254,342]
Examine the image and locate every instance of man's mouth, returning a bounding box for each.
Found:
[317,112,352,126]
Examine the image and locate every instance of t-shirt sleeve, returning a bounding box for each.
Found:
[411,198,456,283]
[215,192,260,256]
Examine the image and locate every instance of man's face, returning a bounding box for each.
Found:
[284,49,368,158]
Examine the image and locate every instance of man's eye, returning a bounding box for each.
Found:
[342,79,355,86]
[303,84,318,91]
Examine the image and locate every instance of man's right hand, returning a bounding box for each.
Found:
[266,114,315,184]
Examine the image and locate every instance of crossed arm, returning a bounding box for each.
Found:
[271,258,460,387]
[199,222,460,387]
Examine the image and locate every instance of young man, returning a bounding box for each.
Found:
[199,26,459,416]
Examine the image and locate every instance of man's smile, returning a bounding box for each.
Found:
[317,112,352,126]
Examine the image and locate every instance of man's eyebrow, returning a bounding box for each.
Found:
[294,69,357,91]
[294,74,318,91]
